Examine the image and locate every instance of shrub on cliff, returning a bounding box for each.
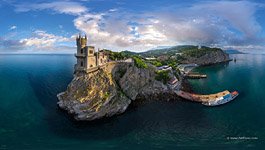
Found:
[155,70,170,84]
[149,60,163,67]
[132,56,148,68]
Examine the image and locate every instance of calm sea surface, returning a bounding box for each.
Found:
[0,54,264,149]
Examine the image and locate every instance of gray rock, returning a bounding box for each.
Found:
[57,62,176,121]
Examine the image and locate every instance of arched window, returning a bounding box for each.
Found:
[100,59,103,64]
[81,49,83,54]
[80,61,83,67]
[90,65,93,67]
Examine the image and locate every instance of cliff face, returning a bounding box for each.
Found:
[181,50,230,65]
[57,62,176,121]
[57,66,131,121]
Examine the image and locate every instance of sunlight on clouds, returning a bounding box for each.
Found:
[4,0,265,53]
[20,30,71,49]
[71,0,264,51]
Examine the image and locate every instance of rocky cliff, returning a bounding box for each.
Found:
[57,49,230,121]
[57,62,177,121]
[181,49,230,65]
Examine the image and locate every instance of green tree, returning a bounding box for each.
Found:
[132,56,148,68]
[155,70,170,84]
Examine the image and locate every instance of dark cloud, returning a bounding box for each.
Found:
[0,37,25,52]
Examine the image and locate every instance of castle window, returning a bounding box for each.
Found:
[100,59,103,64]
[81,61,83,67]
[81,49,83,54]
[90,65,93,67]
[89,50,93,54]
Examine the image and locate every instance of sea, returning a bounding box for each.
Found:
[0,54,264,149]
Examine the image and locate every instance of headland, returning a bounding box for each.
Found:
[57,35,232,121]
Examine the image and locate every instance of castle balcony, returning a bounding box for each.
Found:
[75,53,86,58]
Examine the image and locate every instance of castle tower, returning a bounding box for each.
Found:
[75,34,88,72]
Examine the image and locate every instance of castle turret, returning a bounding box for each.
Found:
[75,34,88,72]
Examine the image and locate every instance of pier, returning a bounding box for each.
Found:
[186,73,207,79]
[178,64,198,74]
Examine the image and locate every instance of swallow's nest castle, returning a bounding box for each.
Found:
[74,34,109,73]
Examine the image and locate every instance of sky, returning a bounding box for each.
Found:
[1,0,265,54]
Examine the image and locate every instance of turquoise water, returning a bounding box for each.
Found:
[0,54,264,149]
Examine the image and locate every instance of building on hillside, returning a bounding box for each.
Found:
[168,76,179,89]
[145,57,156,61]
[74,34,108,72]
[157,65,172,71]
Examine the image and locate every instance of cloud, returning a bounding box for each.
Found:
[135,1,264,48]
[73,11,171,51]
[15,1,87,15]
[71,1,264,51]
[9,25,17,30]
[20,30,71,48]
[109,8,118,12]
[197,1,261,38]
[10,0,265,52]
[0,37,25,52]
[0,30,74,53]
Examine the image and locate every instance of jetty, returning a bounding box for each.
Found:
[178,64,198,74]
[186,73,207,79]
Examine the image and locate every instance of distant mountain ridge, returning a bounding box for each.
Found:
[121,45,230,65]
[121,45,221,57]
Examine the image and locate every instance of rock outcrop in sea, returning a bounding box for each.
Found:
[57,62,177,121]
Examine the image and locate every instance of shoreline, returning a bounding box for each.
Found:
[178,59,232,95]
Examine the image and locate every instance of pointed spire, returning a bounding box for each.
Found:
[85,34,87,40]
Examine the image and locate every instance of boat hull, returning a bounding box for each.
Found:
[202,92,239,106]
